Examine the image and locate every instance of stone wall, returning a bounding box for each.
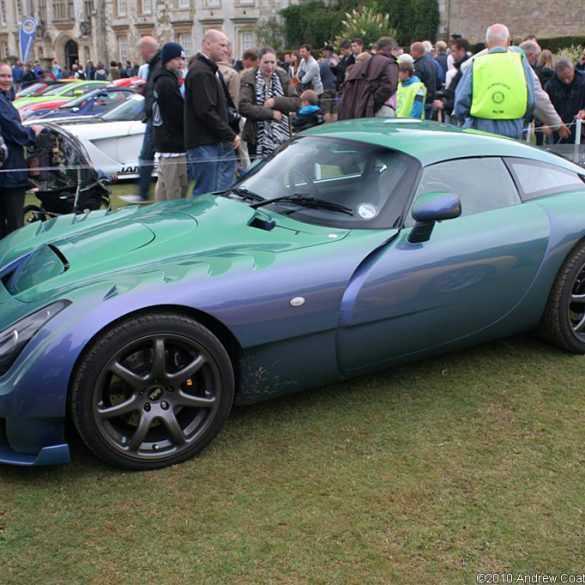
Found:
[442,1,585,43]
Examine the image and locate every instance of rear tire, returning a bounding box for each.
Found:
[539,241,585,353]
[71,313,235,470]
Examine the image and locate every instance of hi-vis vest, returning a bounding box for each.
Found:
[471,51,528,119]
[396,80,427,118]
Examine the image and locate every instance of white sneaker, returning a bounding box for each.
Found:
[119,194,147,203]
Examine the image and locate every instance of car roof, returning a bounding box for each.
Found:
[304,119,584,174]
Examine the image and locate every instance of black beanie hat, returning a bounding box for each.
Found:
[161,42,185,64]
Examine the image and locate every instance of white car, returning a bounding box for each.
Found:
[29,94,153,179]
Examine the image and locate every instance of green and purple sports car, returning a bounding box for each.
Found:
[1,119,585,470]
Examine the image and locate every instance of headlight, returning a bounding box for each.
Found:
[0,300,70,376]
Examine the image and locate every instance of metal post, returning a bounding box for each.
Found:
[576,118,582,146]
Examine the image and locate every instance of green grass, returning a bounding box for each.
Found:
[1,334,584,584]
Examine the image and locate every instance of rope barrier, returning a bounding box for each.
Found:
[1,119,583,175]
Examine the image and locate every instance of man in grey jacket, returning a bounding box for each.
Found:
[297,44,323,98]
[459,32,570,140]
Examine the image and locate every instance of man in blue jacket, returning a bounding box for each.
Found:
[454,23,535,140]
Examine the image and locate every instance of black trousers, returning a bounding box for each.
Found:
[0,187,25,239]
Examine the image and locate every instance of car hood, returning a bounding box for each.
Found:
[0,196,350,303]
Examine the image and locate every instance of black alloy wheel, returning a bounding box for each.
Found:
[539,241,585,353]
[71,313,234,470]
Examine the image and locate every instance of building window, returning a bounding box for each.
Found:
[0,0,7,26]
[141,0,154,15]
[84,0,93,18]
[53,0,73,19]
[239,30,255,53]
[177,0,190,7]
[205,0,221,8]
[38,0,47,22]
[53,0,67,19]
[178,32,192,57]
[117,0,127,16]
[0,40,8,59]
[15,0,24,21]
[118,36,128,63]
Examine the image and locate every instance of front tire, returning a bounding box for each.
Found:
[71,313,234,470]
[539,242,585,353]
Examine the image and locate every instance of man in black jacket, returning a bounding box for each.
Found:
[545,58,585,144]
[121,36,160,203]
[152,42,188,201]
[410,41,439,119]
[184,29,240,196]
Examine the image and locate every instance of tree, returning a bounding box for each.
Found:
[254,17,286,52]
[335,5,397,49]
[280,0,440,50]
[280,2,345,49]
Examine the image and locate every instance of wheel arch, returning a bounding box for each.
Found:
[539,233,585,317]
[67,304,242,403]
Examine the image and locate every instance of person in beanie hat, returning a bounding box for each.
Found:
[151,42,188,201]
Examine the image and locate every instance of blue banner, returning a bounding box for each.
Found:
[19,17,37,64]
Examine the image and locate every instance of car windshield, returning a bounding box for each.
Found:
[59,89,131,111]
[235,136,417,229]
[16,82,46,97]
[101,94,145,121]
[42,82,81,96]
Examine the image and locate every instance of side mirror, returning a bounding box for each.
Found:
[408,192,461,243]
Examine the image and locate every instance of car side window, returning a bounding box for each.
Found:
[506,158,585,200]
[411,157,520,222]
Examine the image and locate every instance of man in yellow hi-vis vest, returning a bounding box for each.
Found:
[453,23,535,139]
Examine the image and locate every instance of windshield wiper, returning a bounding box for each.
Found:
[226,187,265,202]
[250,194,353,216]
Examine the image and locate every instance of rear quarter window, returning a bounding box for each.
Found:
[506,158,585,200]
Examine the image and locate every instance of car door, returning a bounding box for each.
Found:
[337,156,552,375]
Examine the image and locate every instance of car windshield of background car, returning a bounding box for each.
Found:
[16,83,45,97]
[42,82,80,96]
[102,95,145,121]
[237,136,416,229]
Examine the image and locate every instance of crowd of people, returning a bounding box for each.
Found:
[1,22,585,235]
[10,59,143,91]
[122,24,585,205]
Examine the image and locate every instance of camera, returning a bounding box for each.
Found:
[0,134,6,168]
[228,106,241,133]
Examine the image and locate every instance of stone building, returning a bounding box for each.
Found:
[437,0,585,43]
[0,0,295,67]
[0,1,583,66]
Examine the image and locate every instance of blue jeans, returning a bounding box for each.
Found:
[187,142,237,197]
[137,119,154,200]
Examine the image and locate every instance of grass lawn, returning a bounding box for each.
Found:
[5,184,585,583]
[1,333,584,584]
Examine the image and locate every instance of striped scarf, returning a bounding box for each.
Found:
[255,69,291,157]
